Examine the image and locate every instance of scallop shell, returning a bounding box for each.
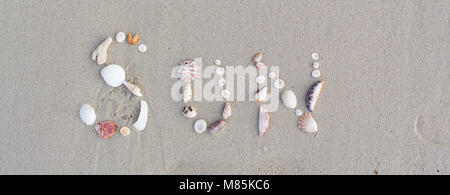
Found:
[101,64,126,87]
[79,104,96,125]
[252,52,263,63]
[298,112,318,133]
[255,87,267,103]
[133,100,148,131]
[281,90,297,109]
[209,119,226,134]
[306,80,324,112]
[194,119,207,134]
[91,37,112,65]
[123,81,143,97]
[95,121,117,139]
[183,106,197,118]
[222,103,232,120]
[258,105,270,136]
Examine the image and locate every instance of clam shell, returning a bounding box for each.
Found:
[194,119,207,134]
[255,87,267,103]
[209,119,226,134]
[183,106,197,118]
[79,104,96,126]
[281,90,297,109]
[101,64,126,87]
[133,100,148,131]
[306,80,324,112]
[222,103,232,120]
[298,112,318,133]
[258,105,270,136]
[95,121,117,139]
[252,52,263,63]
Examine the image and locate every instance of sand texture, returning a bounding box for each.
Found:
[0,0,448,174]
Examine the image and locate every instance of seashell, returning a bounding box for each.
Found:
[216,67,225,75]
[221,89,231,99]
[218,78,226,86]
[194,119,207,134]
[256,75,265,84]
[120,126,131,136]
[123,81,143,97]
[312,52,320,61]
[306,80,324,112]
[138,44,147,53]
[273,79,285,89]
[131,34,140,45]
[91,37,112,65]
[209,119,226,134]
[313,61,320,69]
[133,100,148,131]
[268,72,276,79]
[101,64,126,87]
[127,33,132,44]
[79,104,96,125]
[116,32,126,43]
[183,106,197,118]
[222,103,232,120]
[312,69,321,78]
[252,52,263,63]
[254,62,266,69]
[255,87,267,103]
[298,112,318,133]
[281,90,297,109]
[95,121,117,139]
[214,59,221,66]
[178,59,200,103]
[295,109,303,117]
[258,105,270,136]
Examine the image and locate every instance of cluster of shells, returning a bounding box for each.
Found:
[79,32,149,139]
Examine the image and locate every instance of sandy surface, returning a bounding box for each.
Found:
[0,0,448,175]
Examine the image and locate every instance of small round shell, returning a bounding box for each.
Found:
[256,75,265,84]
[116,32,126,43]
[273,79,285,89]
[312,69,321,78]
[218,78,226,86]
[295,109,303,117]
[138,44,147,53]
[120,126,131,136]
[221,89,231,99]
[268,72,276,79]
[216,67,225,75]
[214,59,221,66]
[313,61,320,69]
[312,52,320,61]
[79,104,96,126]
[194,119,207,134]
[183,106,197,118]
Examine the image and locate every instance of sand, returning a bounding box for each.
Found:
[0,0,448,175]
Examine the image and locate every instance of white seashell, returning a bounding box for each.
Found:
[216,67,225,75]
[133,100,148,131]
[178,59,200,103]
[138,44,147,53]
[221,89,231,99]
[252,53,263,63]
[298,112,318,133]
[273,79,285,89]
[268,72,276,79]
[101,64,126,87]
[306,80,324,112]
[183,106,197,118]
[79,104,96,125]
[222,103,232,120]
[255,87,267,103]
[123,81,143,97]
[92,37,113,65]
[218,78,226,86]
[281,90,297,109]
[256,75,265,84]
[194,119,207,134]
[120,126,131,136]
[214,59,221,66]
[209,119,226,134]
[258,105,270,136]
[313,61,320,69]
[295,109,303,117]
[116,32,126,43]
[312,52,320,61]
[312,69,321,78]
[254,62,266,69]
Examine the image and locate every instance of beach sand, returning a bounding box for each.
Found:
[0,0,448,174]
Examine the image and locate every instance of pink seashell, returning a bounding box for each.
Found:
[222,103,232,120]
[258,105,270,136]
[298,112,318,133]
[209,119,226,134]
[95,121,117,139]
